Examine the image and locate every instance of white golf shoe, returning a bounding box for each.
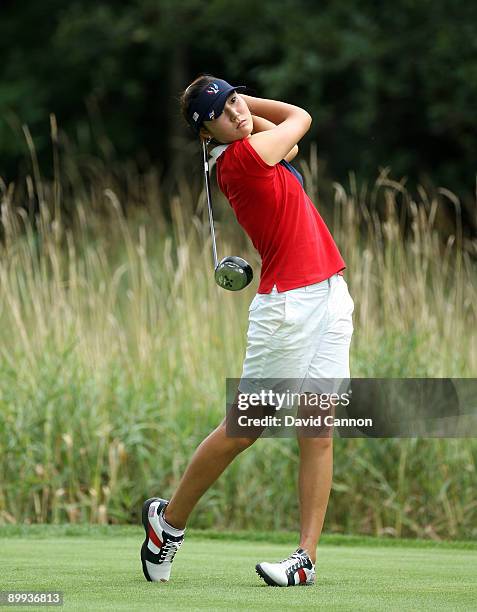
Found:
[256,547,316,586]
[140,497,185,582]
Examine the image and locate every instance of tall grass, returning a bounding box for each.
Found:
[0,143,476,538]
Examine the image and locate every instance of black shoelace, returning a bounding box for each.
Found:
[157,539,182,565]
[281,550,308,574]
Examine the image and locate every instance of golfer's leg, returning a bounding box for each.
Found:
[296,275,353,562]
[297,436,333,563]
[164,392,267,530]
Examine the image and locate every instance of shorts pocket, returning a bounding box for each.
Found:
[344,282,355,316]
[248,296,286,336]
[327,278,354,336]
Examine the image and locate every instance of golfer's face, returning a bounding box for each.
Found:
[203,93,252,143]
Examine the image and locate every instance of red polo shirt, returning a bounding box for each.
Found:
[216,137,345,294]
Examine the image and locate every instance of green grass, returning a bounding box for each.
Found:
[0,528,476,611]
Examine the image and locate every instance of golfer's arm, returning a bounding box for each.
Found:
[252,115,299,162]
[241,94,311,165]
[242,94,310,130]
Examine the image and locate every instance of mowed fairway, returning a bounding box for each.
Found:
[0,528,476,611]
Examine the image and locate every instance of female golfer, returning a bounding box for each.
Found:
[140,75,354,587]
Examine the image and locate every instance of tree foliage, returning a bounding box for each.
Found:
[1,0,476,204]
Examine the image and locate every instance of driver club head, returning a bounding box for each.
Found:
[214,256,253,291]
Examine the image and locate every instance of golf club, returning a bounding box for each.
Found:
[201,139,253,291]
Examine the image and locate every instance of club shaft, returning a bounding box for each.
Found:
[202,140,219,269]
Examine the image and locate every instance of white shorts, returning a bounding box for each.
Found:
[239,274,354,396]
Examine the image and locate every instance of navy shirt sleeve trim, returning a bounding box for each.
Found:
[279,159,304,187]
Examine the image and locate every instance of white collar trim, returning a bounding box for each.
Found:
[209,144,229,169]
[210,144,229,160]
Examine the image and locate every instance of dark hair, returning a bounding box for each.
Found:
[179,74,218,136]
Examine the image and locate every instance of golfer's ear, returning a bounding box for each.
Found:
[199,127,212,141]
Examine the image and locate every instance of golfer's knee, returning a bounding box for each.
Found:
[218,422,258,452]
[230,435,258,452]
[298,435,333,451]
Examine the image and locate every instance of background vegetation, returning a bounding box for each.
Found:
[0,143,475,537]
[0,1,476,539]
[1,1,477,228]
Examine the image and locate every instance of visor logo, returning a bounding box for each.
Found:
[206,83,220,95]
[192,112,199,122]
[208,110,215,120]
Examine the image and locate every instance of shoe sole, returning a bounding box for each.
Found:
[255,564,315,587]
[141,497,160,582]
[255,564,281,587]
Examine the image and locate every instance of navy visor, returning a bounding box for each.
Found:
[187,78,246,134]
